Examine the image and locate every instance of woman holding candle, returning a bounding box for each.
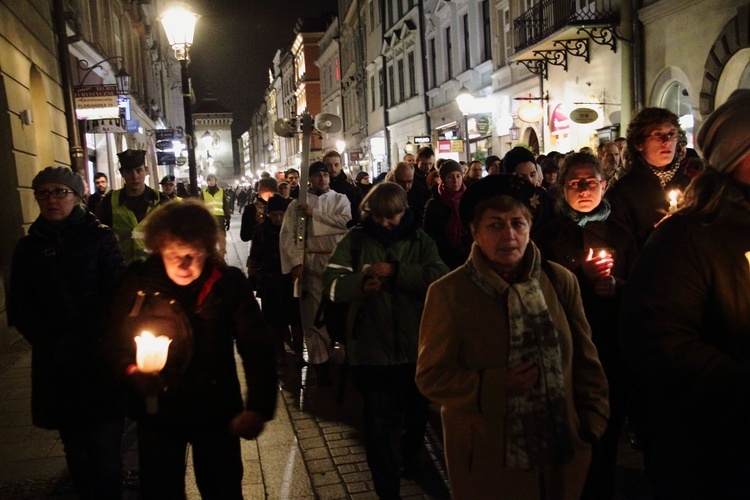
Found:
[102,199,278,499]
[621,89,750,497]
[605,107,692,249]
[416,174,609,499]
[533,152,637,498]
[9,167,127,499]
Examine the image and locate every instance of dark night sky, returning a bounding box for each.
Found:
[186,0,339,137]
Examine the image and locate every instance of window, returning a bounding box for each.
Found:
[482,0,491,62]
[388,64,395,106]
[429,38,437,88]
[369,0,375,32]
[463,13,470,72]
[446,27,453,80]
[503,7,511,64]
[370,75,376,111]
[379,67,384,106]
[408,51,416,97]
[397,58,405,102]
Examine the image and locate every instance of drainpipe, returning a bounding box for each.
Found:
[381,0,391,168]
[52,0,85,173]
[417,0,431,137]
[631,0,645,113]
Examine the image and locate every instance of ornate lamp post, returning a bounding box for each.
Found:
[455,85,475,162]
[160,3,200,196]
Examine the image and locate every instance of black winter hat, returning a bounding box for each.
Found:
[308,161,329,176]
[459,173,543,228]
[267,194,289,213]
[502,147,536,174]
[438,159,463,180]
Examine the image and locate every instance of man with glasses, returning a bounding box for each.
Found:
[9,167,126,499]
[99,149,165,264]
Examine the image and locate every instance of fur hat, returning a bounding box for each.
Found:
[459,173,543,228]
[697,89,750,174]
[502,147,536,174]
[116,149,146,171]
[32,167,85,198]
[438,159,463,180]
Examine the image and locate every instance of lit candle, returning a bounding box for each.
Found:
[745,251,750,270]
[134,331,172,374]
[668,190,678,213]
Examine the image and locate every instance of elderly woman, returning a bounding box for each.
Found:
[416,174,609,499]
[621,90,750,497]
[9,167,126,499]
[606,107,692,248]
[323,182,448,499]
[533,153,637,498]
[102,199,277,499]
[423,159,472,269]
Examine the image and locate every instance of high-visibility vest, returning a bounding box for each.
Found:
[203,188,225,216]
[111,189,159,265]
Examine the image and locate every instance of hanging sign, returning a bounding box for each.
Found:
[570,107,599,124]
[518,102,544,123]
[75,85,119,119]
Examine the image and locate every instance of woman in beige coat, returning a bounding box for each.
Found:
[416,174,609,499]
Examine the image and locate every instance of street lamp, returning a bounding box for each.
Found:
[455,85,474,162]
[509,123,520,141]
[160,2,200,196]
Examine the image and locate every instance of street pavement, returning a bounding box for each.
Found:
[0,210,651,499]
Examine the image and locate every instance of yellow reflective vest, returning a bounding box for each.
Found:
[111,189,160,265]
[203,187,225,216]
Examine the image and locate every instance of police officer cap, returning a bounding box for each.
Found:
[117,149,146,171]
[160,175,176,184]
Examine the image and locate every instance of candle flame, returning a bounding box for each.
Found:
[599,250,607,259]
[135,331,172,374]
[745,251,750,269]
[669,190,678,203]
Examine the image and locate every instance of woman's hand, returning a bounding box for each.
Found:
[362,277,382,295]
[229,410,266,440]
[581,255,613,283]
[364,262,395,279]
[593,275,616,297]
[506,361,539,397]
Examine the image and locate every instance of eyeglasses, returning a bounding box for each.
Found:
[565,179,602,191]
[162,250,206,266]
[34,188,76,200]
[644,131,678,143]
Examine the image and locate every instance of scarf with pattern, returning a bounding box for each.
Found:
[464,245,574,470]
[560,199,611,227]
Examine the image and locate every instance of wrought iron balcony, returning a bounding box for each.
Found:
[513,0,618,53]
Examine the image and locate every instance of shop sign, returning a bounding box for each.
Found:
[75,85,119,120]
[438,140,453,153]
[518,102,545,123]
[155,129,175,141]
[157,151,176,165]
[570,107,599,124]
[476,116,491,135]
[176,157,188,166]
[450,140,464,152]
[127,120,139,133]
[413,135,431,144]
[550,104,570,133]
[349,152,361,161]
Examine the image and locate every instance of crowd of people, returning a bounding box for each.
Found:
[7,93,750,499]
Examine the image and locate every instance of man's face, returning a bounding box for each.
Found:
[120,165,148,191]
[468,162,483,179]
[278,183,290,198]
[487,160,501,175]
[416,155,434,174]
[207,178,217,187]
[394,166,414,192]
[324,156,342,177]
[161,181,176,196]
[94,176,108,193]
[309,171,330,192]
[404,154,415,165]
[286,172,300,187]
[599,143,621,175]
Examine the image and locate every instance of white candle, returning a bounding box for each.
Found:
[134,331,172,374]
[745,251,750,270]
[668,190,678,213]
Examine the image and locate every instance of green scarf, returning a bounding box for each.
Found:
[464,244,574,470]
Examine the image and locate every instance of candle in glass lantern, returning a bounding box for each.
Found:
[134,331,172,374]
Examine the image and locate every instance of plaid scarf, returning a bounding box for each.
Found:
[464,245,574,470]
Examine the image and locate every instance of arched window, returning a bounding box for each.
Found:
[660,81,694,147]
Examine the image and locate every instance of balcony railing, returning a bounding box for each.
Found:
[513,0,618,53]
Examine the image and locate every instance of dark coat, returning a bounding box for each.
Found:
[422,186,471,270]
[606,160,692,249]
[102,258,278,423]
[534,212,637,373]
[620,194,750,495]
[248,220,293,325]
[9,207,126,429]
[240,198,266,241]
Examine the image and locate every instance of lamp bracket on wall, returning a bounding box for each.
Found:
[515,59,547,80]
[532,49,568,72]
[553,39,590,64]
[577,26,617,53]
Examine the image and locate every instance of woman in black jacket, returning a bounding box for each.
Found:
[102,200,278,499]
[9,167,126,499]
[534,153,637,499]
